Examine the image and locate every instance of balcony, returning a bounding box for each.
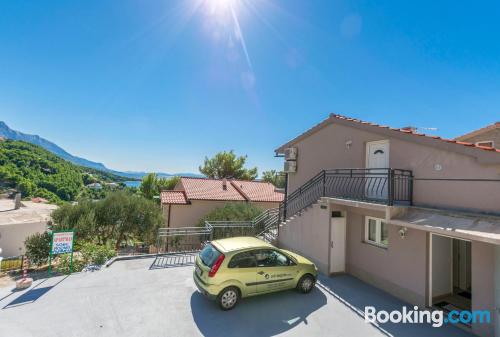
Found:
[282,168,413,219]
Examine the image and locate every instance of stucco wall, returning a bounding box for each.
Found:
[278,203,331,273]
[287,122,500,213]
[0,221,47,257]
[471,241,495,337]
[165,200,279,228]
[344,206,428,307]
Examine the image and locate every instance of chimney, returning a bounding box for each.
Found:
[14,193,21,210]
[401,126,418,133]
[222,178,227,190]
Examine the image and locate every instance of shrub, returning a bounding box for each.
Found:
[56,253,85,274]
[80,242,116,265]
[198,202,264,225]
[24,232,51,266]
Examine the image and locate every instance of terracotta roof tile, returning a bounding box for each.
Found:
[160,177,284,204]
[160,190,188,205]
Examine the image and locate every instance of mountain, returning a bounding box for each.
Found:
[0,121,201,179]
[0,140,128,203]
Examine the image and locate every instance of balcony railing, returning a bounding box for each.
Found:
[280,168,413,220]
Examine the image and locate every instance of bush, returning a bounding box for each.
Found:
[198,202,264,225]
[24,232,51,266]
[56,253,85,274]
[80,242,116,265]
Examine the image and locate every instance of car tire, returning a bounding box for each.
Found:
[217,287,240,311]
[296,274,315,294]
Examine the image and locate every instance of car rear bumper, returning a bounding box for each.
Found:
[193,271,217,300]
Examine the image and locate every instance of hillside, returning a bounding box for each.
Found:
[0,139,129,203]
[0,121,201,179]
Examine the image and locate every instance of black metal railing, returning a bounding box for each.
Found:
[280,168,413,221]
[0,255,24,273]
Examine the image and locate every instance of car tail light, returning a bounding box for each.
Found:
[208,254,225,277]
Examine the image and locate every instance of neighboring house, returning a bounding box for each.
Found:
[455,121,500,149]
[274,114,500,337]
[86,182,102,189]
[0,199,57,257]
[160,177,284,228]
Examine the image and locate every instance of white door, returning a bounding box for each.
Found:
[366,140,390,200]
[329,216,346,273]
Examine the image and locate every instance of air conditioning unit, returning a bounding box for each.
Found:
[284,161,297,173]
[284,147,298,161]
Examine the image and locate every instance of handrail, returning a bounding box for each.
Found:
[281,168,413,221]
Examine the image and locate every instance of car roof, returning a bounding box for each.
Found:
[211,236,273,253]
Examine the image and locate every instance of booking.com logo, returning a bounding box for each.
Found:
[365,306,491,327]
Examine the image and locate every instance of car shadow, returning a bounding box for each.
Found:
[191,286,327,337]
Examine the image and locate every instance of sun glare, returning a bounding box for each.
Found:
[208,0,238,14]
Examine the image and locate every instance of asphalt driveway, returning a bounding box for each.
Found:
[0,254,473,337]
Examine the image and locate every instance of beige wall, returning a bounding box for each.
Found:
[459,128,500,149]
[0,221,47,257]
[287,122,500,213]
[278,203,331,273]
[344,206,428,307]
[165,200,279,228]
[279,200,428,306]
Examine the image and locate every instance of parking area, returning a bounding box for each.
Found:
[0,255,473,337]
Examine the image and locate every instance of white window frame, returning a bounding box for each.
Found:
[475,140,494,148]
[364,216,388,247]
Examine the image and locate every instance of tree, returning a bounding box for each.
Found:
[139,173,179,200]
[24,232,51,266]
[199,150,258,180]
[51,191,164,249]
[261,170,286,188]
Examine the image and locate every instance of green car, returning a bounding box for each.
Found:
[193,236,319,310]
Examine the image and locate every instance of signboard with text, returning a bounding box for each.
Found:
[51,231,74,254]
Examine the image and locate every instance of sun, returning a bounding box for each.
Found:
[207,0,239,15]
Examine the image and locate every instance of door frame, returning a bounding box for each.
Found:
[428,233,471,306]
[365,139,390,169]
[328,210,346,274]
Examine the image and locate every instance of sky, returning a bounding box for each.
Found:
[1,0,499,174]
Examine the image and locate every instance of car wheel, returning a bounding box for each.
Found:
[296,274,315,294]
[217,287,240,311]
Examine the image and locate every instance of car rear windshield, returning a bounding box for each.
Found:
[199,243,222,268]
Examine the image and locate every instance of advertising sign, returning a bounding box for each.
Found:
[52,231,74,254]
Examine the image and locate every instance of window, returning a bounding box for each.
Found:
[475,141,495,148]
[199,243,222,268]
[253,250,291,267]
[364,217,389,247]
[228,251,257,268]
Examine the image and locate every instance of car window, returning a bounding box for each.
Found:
[228,251,257,268]
[253,249,290,267]
[199,243,222,268]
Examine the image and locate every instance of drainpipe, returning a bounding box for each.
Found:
[495,245,500,336]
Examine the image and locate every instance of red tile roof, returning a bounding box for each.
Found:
[276,113,500,155]
[455,121,500,143]
[160,190,188,205]
[160,177,284,204]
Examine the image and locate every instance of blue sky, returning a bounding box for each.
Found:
[1,0,499,174]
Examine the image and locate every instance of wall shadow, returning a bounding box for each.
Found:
[191,287,327,337]
[317,274,474,337]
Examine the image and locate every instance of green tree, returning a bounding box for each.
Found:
[51,191,164,249]
[199,150,258,180]
[24,232,51,266]
[261,170,286,188]
[139,173,179,200]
